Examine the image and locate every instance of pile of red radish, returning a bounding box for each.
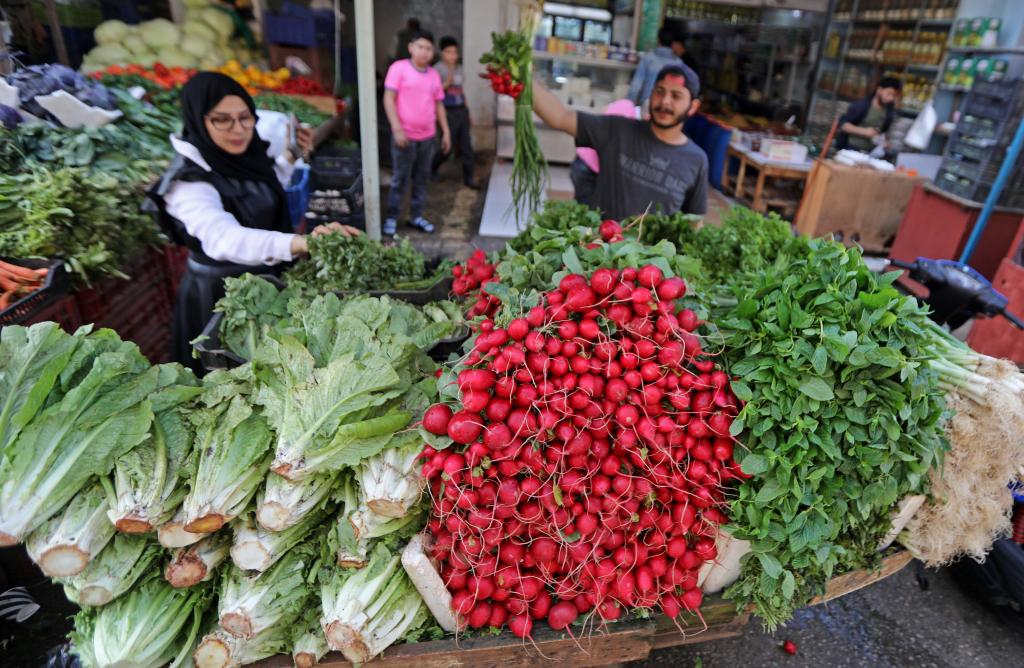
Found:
[451,249,500,319]
[420,264,745,639]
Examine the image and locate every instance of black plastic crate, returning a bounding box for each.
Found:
[336,272,454,306]
[194,311,246,371]
[948,137,994,163]
[312,155,361,190]
[0,258,71,328]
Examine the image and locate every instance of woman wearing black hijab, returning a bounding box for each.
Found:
[147,72,356,373]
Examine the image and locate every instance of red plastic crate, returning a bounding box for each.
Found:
[161,245,189,301]
[890,184,1024,296]
[966,258,1024,363]
[76,250,169,324]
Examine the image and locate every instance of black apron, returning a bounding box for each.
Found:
[145,156,293,374]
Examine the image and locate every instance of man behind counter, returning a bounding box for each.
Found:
[532,64,709,221]
[835,76,902,152]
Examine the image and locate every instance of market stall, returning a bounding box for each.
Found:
[2,5,1024,668]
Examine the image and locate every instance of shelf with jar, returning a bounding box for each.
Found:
[832,0,958,23]
[663,0,761,25]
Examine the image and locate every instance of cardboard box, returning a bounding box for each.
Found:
[796,160,923,252]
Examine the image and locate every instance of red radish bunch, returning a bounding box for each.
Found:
[420,265,745,637]
[451,250,500,319]
[481,66,525,99]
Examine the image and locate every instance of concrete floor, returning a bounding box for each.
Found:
[633,566,1024,668]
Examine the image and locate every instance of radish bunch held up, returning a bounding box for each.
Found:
[421,265,744,637]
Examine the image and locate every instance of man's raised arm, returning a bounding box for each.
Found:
[532,80,577,137]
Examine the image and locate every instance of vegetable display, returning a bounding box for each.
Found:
[82,7,255,73]
[3,186,1024,666]
[480,22,546,225]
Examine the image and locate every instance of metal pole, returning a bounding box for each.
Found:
[43,0,68,66]
[959,116,1024,264]
[354,0,381,240]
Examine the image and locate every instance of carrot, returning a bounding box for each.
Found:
[0,290,13,310]
[0,260,43,282]
[0,274,25,292]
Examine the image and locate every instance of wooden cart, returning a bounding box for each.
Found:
[254,551,913,668]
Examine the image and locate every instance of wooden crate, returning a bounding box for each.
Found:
[796,160,922,253]
[253,552,912,668]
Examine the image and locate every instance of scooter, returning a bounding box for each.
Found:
[888,257,1024,617]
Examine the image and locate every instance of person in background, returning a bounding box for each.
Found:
[394,18,421,63]
[570,99,641,206]
[146,73,357,374]
[533,64,709,220]
[671,34,699,73]
[835,76,902,152]
[382,30,452,235]
[627,26,684,106]
[432,36,479,189]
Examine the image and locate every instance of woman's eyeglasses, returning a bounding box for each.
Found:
[206,114,256,131]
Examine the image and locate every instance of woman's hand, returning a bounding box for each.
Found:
[287,126,314,163]
[312,222,362,237]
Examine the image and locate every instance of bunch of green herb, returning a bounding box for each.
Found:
[695,230,949,628]
[284,234,437,293]
[506,200,602,253]
[0,167,163,282]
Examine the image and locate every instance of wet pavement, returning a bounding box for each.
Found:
[633,565,1024,668]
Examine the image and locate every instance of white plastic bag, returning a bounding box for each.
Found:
[905,102,937,150]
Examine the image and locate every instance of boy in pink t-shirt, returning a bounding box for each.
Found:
[383,30,451,235]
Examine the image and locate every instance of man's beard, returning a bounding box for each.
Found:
[649,102,689,129]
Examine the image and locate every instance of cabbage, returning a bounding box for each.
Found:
[181,35,212,59]
[86,43,132,67]
[123,35,151,57]
[140,18,180,49]
[134,52,159,68]
[184,0,208,8]
[200,7,235,40]
[94,20,130,45]
[183,20,218,43]
[157,47,197,69]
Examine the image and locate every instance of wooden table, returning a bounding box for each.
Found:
[722,144,812,215]
[254,551,914,668]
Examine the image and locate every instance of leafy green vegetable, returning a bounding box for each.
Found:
[284,233,440,293]
[0,326,156,545]
[71,573,211,668]
[106,364,202,534]
[61,534,161,607]
[180,368,273,533]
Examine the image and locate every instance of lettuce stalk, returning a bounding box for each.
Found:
[218,541,318,639]
[165,532,231,588]
[62,534,161,607]
[181,370,272,534]
[192,625,291,668]
[320,544,428,663]
[157,507,209,549]
[26,480,115,577]
[230,503,332,573]
[291,609,329,668]
[0,338,157,545]
[255,470,338,532]
[108,365,202,533]
[357,435,424,518]
[334,475,419,568]
[71,574,211,668]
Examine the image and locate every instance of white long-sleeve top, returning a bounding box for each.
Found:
[164,134,299,266]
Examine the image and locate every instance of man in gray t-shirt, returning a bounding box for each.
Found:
[532,64,709,220]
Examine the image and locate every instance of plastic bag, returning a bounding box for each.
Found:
[905,102,937,151]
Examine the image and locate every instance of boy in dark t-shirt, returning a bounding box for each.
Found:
[532,64,708,220]
[432,36,478,189]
